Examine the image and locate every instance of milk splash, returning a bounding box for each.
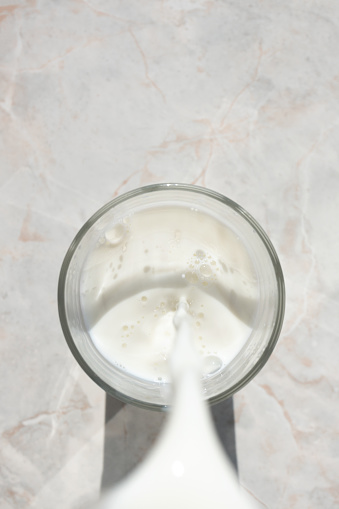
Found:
[96,300,257,509]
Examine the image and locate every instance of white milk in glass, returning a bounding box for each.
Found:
[80,205,259,388]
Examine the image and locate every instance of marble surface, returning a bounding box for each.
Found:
[1,0,339,507]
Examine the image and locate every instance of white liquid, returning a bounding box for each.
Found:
[81,206,259,383]
[90,286,252,381]
[81,205,259,507]
[96,302,257,509]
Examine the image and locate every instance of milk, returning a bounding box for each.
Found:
[80,205,259,387]
[79,204,259,507]
[96,301,257,509]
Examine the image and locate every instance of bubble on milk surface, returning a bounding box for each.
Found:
[184,271,199,284]
[105,224,126,246]
[195,250,206,260]
[202,355,223,376]
[199,264,213,277]
[183,248,222,288]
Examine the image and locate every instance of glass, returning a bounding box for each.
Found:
[58,183,285,410]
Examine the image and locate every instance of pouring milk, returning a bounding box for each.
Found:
[95,300,257,508]
[78,205,260,507]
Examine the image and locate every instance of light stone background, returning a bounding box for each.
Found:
[1,1,339,508]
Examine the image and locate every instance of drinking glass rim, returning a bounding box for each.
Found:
[58,183,285,410]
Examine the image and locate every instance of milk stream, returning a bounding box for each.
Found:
[96,301,257,509]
